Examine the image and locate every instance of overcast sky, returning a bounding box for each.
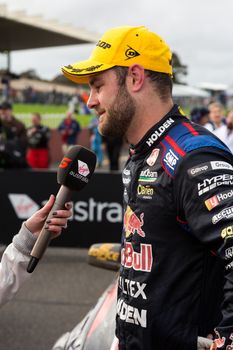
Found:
[2,0,233,87]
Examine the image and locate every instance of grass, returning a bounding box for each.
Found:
[12,103,93,128]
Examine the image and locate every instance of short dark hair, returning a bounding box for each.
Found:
[145,70,173,101]
[113,66,172,101]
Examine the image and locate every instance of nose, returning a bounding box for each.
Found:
[87,89,98,110]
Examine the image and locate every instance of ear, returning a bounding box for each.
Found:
[127,64,145,92]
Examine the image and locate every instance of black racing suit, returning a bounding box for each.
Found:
[116,104,233,350]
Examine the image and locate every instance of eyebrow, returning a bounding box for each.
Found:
[89,76,100,86]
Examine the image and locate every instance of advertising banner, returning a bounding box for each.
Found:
[0,170,123,247]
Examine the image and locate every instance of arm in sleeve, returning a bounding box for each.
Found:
[0,223,36,306]
[174,148,233,348]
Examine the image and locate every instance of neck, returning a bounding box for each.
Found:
[126,98,174,145]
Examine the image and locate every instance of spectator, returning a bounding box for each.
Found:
[0,101,28,168]
[103,135,123,171]
[205,102,226,132]
[26,113,50,169]
[58,111,81,154]
[89,116,103,168]
[214,109,233,153]
[190,107,210,126]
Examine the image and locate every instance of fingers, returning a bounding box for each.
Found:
[39,194,56,217]
[44,202,73,237]
[197,336,213,350]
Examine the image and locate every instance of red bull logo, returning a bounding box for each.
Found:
[124,206,145,238]
[121,242,153,272]
[211,330,226,349]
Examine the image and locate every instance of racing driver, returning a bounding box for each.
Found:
[61,25,233,350]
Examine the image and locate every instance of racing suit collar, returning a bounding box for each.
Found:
[129,104,187,156]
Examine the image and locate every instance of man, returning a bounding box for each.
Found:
[58,111,81,155]
[26,112,50,168]
[61,26,233,350]
[205,102,226,132]
[214,109,233,153]
[0,194,72,305]
[0,101,28,168]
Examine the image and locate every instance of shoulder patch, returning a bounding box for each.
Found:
[160,122,231,177]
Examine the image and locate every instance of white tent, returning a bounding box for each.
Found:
[172,84,210,98]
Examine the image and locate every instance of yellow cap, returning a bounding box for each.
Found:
[62,25,172,84]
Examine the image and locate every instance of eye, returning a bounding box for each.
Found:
[95,84,102,92]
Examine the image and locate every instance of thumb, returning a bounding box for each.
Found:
[40,195,55,215]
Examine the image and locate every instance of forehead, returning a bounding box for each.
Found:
[89,68,117,86]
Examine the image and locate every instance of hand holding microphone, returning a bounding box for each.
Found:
[27,145,96,273]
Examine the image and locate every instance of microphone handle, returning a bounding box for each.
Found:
[27,186,71,273]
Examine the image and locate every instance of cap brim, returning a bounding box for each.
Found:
[62,58,115,84]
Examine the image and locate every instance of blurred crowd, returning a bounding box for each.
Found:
[190,102,233,152]
[2,98,232,172]
[0,101,124,171]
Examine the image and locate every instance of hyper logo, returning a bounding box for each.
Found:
[205,189,233,210]
[125,46,140,60]
[124,206,145,238]
[198,174,233,196]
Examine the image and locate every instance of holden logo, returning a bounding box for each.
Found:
[8,194,39,219]
[78,160,90,177]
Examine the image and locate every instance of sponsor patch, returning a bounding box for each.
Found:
[121,242,153,272]
[212,206,233,224]
[225,247,233,259]
[119,277,147,300]
[137,184,154,199]
[124,206,145,238]
[221,225,233,239]
[138,169,157,183]
[146,117,175,147]
[205,189,233,210]
[188,161,233,178]
[117,298,147,328]
[146,149,160,166]
[198,174,233,196]
[163,148,179,171]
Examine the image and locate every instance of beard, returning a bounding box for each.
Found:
[99,84,136,139]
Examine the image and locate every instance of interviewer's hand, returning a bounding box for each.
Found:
[25,194,72,238]
[197,336,213,350]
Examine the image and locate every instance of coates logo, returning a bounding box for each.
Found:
[59,157,72,169]
[124,206,145,238]
[78,160,90,177]
[121,242,153,272]
[8,194,39,219]
[146,148,160,166]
